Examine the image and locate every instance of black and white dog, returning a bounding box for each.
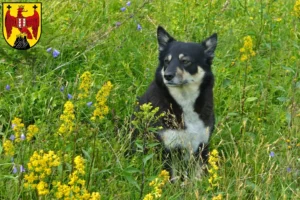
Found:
[131,26,217,180]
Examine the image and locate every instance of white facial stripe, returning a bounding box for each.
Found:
[168,54,172,62]
[176,67,183,75]
[197,66,205,75]
[179,54,185,59]
[161,67,165,76]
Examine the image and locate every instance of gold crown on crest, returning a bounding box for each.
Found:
[18,5,25,9]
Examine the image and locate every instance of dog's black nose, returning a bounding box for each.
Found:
[164,73,175,81]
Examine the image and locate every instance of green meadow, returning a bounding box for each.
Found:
[0,0,299,199]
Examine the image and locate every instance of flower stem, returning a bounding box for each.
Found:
[87,126,97,190]
[139,130,147,200]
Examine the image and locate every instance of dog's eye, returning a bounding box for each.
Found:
[182,59,191,65]
[164,58,170,64]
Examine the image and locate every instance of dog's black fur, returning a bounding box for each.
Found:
[130,26,217,180]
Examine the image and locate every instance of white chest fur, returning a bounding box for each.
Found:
[160,74,210,153]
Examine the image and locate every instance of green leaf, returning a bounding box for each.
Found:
[124,175,140,191]
[245,180,261,192]
[282,66,295,74]
[277,97,287,102]
[124,167,141,174]
[147,142,160,148]
[246,97,258,102]
[82,149,91,161]
[143,153,154,165]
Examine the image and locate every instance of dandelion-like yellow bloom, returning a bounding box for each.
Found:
[207,149,220,190]
[27,124,39,141]
[144,170,169,199]
[11,117,25,142]
[91,81,113,121]
[24,150,60,196]
[57,101,75,137]
[3,140,15,156]
[79,71,92,99]
[293,0,300,17]
[240,36,256,62]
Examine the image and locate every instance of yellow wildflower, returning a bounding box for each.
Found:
[57,101,75,137]
[91,81,113,121]
[36,181,49,196]
[27,124,39,141]
[24,172,38,184]
[212,194,223,200]
[74,155,85,175]
[78,71,92,99]
[68,171,80,185]
[293,0,300,17]
[274,17,282,22]
[3,140,15,156]
[158,169,170,183]
[77,189,91,199]
[207,149,220,190]
[54,155,100,199]
[240,36,256,62]
[144,170,169,199]
[55,182,71,199]
[11,117,25,142]
[90,192,101,200]
[144,194,154,200]
[24,150,60,196]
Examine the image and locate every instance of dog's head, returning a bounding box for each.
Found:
[156,26,217,87]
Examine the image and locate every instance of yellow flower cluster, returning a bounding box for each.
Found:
[293,0,300,17]
[54,155,101,200]
[132,103,164,129]
[78,71,92,99]
[143,170,169,200]
[57,101,75,137]
[208,149,220,190]
[212,194,223,200]
[24,150,60,196]
[11,117,25,142]
[3,140,15,156]
[3,118,39,157]
[240,36,256,62]
[91,81,113,121]
[26,124,39,141]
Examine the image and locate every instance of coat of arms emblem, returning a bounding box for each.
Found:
[2,3,41,50]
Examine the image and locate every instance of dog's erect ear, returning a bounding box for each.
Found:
[157,26,175,51]
[202,33,218,58]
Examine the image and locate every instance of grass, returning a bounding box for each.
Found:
[0,0,299,199]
